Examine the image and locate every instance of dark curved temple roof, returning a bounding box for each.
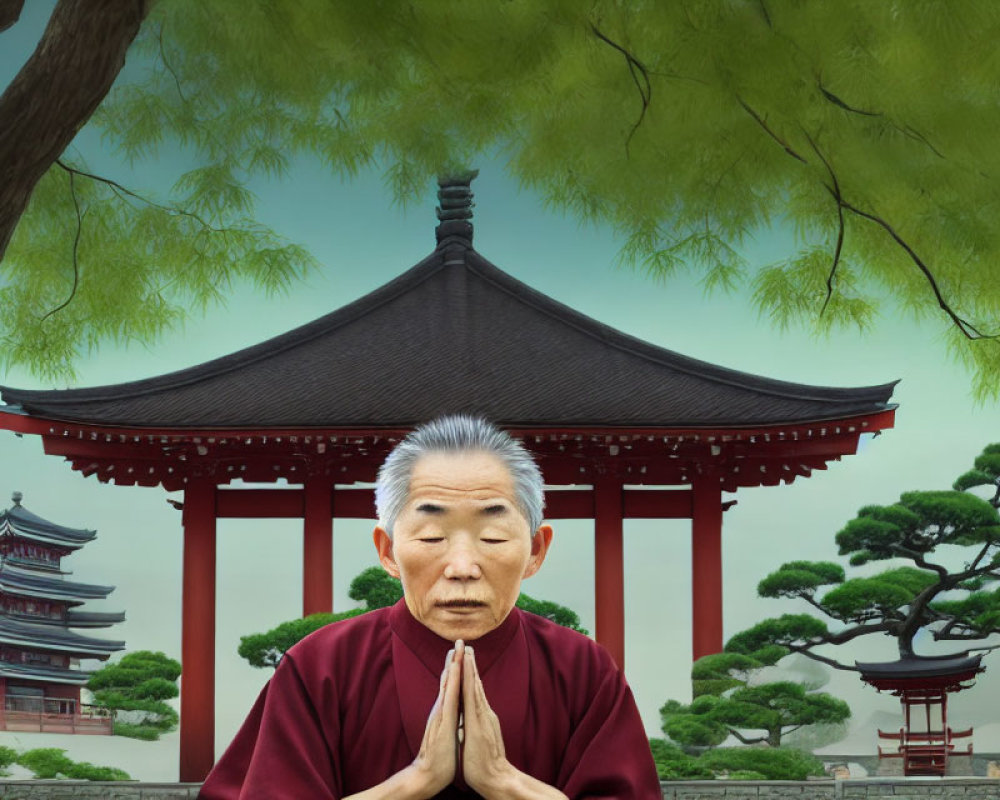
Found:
[0,496,96,550]
[857,652,985,680]
[0,660,95,685]
[0,616,124,657]
[0,177,896,431]
[0,564,114,605]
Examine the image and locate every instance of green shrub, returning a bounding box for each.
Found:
[15,748,130,781]
[113,720,162,740]
[16,748,73,779]
[648,738,713,780]
[64,761,131,780]
[0,745,17,775]
[697,746,825,780]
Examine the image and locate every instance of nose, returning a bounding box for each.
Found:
[442,538,482,580]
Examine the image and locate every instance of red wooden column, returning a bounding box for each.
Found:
[303,478,333,616]
[691,475,723,660]
[594,477,625,669]
[180,479,217,782]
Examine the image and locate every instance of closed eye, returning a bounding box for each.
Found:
[418,537,444,543]
[481,538,507,544]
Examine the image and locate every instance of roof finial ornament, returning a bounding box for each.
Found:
[11,491,22,506]
[435,169,478,247]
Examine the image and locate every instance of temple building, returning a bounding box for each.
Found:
[0,491,125,733]
[0,173,897,777]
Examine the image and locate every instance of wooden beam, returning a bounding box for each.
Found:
[594,478,625,669]
[303,479,333,616]
[179,480,216,782]
[691,476,724,660]
[215,487,694,520]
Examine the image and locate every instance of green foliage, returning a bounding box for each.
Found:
[932,586,1000,634]
[696,747,825,781]
[820,568,937,622]
[691,652,761,698]
[238,609,366,668]
[86,650,182,740]
[515,592,588,634]
[7,2,1000,393]
[0,745,15,777]
[348,566,403,609]
[725,615,827,655]
[757,561,845,598]
[648,739,713,780]
[112,721,162,740]
[15,748,130,781]
[661,695,730,749]
[835,492,1000,562]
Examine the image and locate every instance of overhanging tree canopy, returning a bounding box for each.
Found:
[2,1,1000,395]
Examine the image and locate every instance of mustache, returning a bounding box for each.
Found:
[436,599,488,607]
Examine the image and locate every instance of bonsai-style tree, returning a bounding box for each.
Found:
[239,566,586,668]
[86,650,182,740]
[729,444,1000,671]
[660,651,850,749]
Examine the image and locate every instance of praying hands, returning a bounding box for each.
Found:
[345,640,569,800]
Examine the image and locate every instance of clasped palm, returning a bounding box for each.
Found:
[413,640,510,796]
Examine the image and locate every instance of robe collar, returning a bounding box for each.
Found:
[388,598,521,678]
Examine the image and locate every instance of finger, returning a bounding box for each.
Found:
[468,647,487,713]
[441,643,462,727]
[462,645,476,719]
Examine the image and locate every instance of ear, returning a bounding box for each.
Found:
[373,527,401,579]
[522,524,553,579]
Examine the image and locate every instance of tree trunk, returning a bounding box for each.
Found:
[0,0,149,261]
[0,1,25,33]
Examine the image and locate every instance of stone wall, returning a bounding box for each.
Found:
[665,779,1000,798]
[0,780,997,798]
[0,783,201,799]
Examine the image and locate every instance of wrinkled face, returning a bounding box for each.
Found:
[374,451,552,641]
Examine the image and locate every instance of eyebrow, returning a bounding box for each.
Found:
[413,501,510,515]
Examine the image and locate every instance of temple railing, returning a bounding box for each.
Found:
[0,698,112,734]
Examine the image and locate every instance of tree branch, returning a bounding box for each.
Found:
[967,538,994,572]
[728,728,767,745]
[157,22,187,103]
[840,199,999,340]
[818,83,882,117]
[784,644,859,672]
[756,0,772,28]
[55,159,220,232]
[0,0,24,32]
[591,24,651,157]
[738,99,808,164]
[890,544,950,580]
[39,168,82,322]
[802,132,845,316]
[0,0,150,263]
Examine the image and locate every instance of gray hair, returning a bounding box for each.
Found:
[375,415,544,536]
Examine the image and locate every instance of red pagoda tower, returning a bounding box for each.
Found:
[860,653,983,776]
[0,491,125,734]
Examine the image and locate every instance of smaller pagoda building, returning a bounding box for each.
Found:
[0,492,125,733]
[859,653,984,776]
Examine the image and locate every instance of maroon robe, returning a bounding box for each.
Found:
[199,600,661,799]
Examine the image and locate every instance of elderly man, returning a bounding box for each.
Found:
[200,415,661,799]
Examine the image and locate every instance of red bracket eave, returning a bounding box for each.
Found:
[0,407,897,442]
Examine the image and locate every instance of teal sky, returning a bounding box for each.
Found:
[3,3,1000,780]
